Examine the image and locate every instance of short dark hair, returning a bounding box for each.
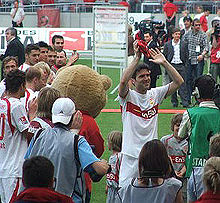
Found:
[23,156,54,188]
[57,49,67,57]
[172,27,181,34]
[193,75,216,99]
[2,56,18,69]
[36,41,49,49]
[5,69,26,93]
[183,16,193,23]
[193,18,200,26]
[5,27,17,37]
[132,63,150,79]
[48,45,56,52]
[25,44,40,55]
[171,113,183,131]
[144,31,153,36]
[52,35,64,45]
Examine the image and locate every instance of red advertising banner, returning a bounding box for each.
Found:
[37,8,60,28]
[49,31,86,50]
[40,0,54,4]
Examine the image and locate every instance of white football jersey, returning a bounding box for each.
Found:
[19,63,30,72]
[0,97,29,178]
[119,84,169,158]
[20,88,38,112]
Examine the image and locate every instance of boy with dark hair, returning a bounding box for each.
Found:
[161,113,188,202]
[161,113,187,178]
[13,156,74,203]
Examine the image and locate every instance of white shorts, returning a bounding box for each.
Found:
[119,154,138,187]
[0,177,22,203]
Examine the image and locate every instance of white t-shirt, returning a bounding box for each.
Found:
[20,88,38,112]
[0,97,29,178]
[19,63,30,72]
[10,7,24,23]
[194,13,204,20]
[119,84,169,158]
[0,79,6,97]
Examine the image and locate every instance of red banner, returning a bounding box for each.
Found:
[49,31,86,50]
[37,8,60,28]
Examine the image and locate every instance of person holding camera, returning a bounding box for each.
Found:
[210,20,220,82]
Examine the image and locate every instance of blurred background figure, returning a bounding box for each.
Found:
[10,0,25,27]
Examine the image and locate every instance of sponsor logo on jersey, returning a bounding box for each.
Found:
[149,97,154,105]
[126,102,158,119]
[19,116,28,125]
[0,142,6,149]
[170,155,186,164]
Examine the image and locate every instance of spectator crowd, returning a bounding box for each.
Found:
[0,1,220,203]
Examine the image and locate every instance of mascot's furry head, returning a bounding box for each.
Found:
[52,65,112,118]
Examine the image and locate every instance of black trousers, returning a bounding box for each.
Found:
[12,21,23,27]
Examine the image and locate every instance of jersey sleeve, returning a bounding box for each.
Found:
[78,137,100,170]
[154,84,170,104]
[11,102,29,133]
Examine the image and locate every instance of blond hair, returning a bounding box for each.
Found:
[37,87,61,120]
[108,131,122,152]
[203,157,220,194]
[33,61,51,77]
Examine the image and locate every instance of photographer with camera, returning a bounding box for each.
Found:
[209,19,220,82]
[135,20,165,47]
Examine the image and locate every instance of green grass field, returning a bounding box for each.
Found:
[74,58,185,202]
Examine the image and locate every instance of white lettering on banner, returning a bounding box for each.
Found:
[0,27,93,55]
[216,51,220,58]
[192,158,207,167]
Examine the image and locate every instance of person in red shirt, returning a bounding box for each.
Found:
[118,0,130,9]
[13,156,74,203]
[200,9,210,32]
[163,0,178,30]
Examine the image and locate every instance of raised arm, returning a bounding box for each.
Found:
[149,48,184,96]
[119,40,141,98]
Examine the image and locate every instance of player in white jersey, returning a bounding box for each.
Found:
[0,56,18,97]
[20,66,46,112]
[118,43,184,187]
[0,70,33,203]
[19,44,40,72]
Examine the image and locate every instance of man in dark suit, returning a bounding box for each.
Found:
[0,27,25,79]
[163,27,189,107]
[143,31,161,88]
